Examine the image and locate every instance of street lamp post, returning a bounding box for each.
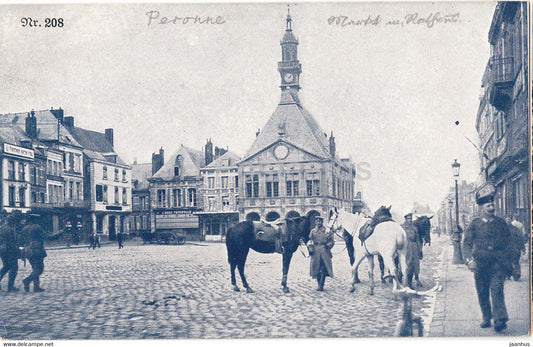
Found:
[451,159,464,264]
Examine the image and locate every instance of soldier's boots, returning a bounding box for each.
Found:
[33,278,44,292]
[22,278,30,292]
[316,273,326,291]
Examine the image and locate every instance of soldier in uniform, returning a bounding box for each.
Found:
[308,216,334,291]
[463,186,513,332]
[0,215,20,292]
[401,213,423,288]
[22,215,47,292]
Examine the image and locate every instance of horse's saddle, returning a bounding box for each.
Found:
[252,220,285,254]
[358,216,394,245]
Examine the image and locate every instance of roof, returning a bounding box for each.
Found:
[202,151,240,170]
[242,90,331,161]
[151,145,205,180]
[0,110,81,147]
[68,126,114,153]
[0,125,31,146]
[131,163,152,190]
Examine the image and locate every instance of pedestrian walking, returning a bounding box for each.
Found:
[462,185,513,332]
[0,215,20,292]
[88,233,95,250]
[505,217,524,281]
[401,213,423,288]
[117,232,124,249]
[308,216,334,291]
[21,215,47,293]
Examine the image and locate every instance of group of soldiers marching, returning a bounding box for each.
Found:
[0,212,46,293]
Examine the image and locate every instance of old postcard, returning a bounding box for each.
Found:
[0,1,530,344]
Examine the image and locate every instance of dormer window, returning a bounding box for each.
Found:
[174,167,180,176]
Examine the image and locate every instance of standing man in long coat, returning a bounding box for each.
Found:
[401,213,423,288]
[0,215,20,292]
[463,186,513,332]
[308,216,334,291]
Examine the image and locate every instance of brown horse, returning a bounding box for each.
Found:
[225,216,311,293]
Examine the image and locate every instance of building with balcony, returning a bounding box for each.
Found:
[238,13,356,227]
[148,140,227,241]
[475,1,528,226]
[0,127,34,214]
[67,121,132,241]
[197,151,240,242]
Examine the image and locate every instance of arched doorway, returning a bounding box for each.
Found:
[265,211,281,222]
[245,212,260,222]
[285,211,300,219]
[306,210,321,230]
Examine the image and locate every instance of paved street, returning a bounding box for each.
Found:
[0,236,444,340]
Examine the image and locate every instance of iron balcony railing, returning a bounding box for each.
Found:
[489,57,514,85]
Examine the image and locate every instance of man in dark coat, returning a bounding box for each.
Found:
[117,232,124,249]
[22,216,47,292]
[463,186,513,332]
[0,215,20,292]
[308,216,334,291]
[401,213,423,288]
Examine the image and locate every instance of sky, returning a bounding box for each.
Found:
[0,1,497,214]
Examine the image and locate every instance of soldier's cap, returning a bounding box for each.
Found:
[404,213,413,219]
[475,183,496,205]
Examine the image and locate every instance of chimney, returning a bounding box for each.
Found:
[25,110,37,139]
[329,131,336,158]
[105,128,114,147]
[63,116,74,128]
[50,107,64,123]
[205,138,213,166]
[152,147,164,175]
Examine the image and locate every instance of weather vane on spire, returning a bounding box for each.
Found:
[286,5,292,30]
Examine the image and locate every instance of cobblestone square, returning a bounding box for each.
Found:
[0,238,442,340]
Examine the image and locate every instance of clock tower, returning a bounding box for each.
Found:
[278,9,301,91]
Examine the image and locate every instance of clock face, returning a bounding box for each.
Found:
[274,145,289,160]
[284,73,294,83]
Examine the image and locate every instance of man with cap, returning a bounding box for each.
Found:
[308,216,334,291]
[22,215,47,292]
[401,213,423,288]
[463,185,513,332]
[0,214,20,292]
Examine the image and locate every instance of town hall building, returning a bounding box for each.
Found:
[238,12,356,226]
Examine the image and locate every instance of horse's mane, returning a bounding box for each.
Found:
[337,210,370,238]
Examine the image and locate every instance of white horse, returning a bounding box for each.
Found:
[327,207,408,295]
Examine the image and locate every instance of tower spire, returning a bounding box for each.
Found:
[286,5,292,30]
[278,8,301,92]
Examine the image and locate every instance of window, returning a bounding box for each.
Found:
[69,181,74,200]
[188,188,197,207]
[47,160,52,175]
[114,168,119,181]
[115,187,119,204]
[207,196,216,211]
[18,163,25,182]
[285,173,299,196]
[157,189,166,208]
[245,174,259,198]
[8,186,15,207]
[19,187,25,207]
[174,167,180,177]
[221,176,228,189]
[40,192,45,203]
[234,176,238,189]
[8,161,15,180]
[122,188,127,205]
[306,172,320,196]
[133,196,139,206]
[173,189,181,207]
[122,170,127,182]
[96,185,103,202]
[222,196,230,210]
[76,182,81,200]
[208,177,215,189]
[103,185,108,203]
[103,166,108,180]
[265,174,279,198]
